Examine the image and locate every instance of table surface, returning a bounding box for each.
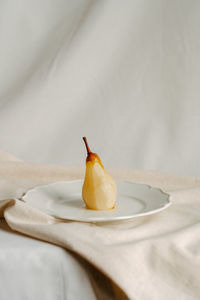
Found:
[0,219,97,300]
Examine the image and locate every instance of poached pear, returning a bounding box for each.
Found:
[82,137,117,210]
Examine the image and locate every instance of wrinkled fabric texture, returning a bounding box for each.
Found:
[0,150,200,300]
[0,220,97,300]
[0,0,200,176]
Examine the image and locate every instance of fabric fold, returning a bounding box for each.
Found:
[0,157,200,299]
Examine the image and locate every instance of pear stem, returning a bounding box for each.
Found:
[83,137,92,155]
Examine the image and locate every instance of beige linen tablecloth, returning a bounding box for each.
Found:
[0,152,200,300]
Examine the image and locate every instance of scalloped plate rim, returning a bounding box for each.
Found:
[22,180,171,222]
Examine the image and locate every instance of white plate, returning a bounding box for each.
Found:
[22,180,171,223]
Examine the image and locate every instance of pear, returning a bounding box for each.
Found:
[82,137,117,210]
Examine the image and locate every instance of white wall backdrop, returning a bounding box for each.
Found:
[0,0,200,176]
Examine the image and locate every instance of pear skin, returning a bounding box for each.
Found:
[82,137,117,210]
